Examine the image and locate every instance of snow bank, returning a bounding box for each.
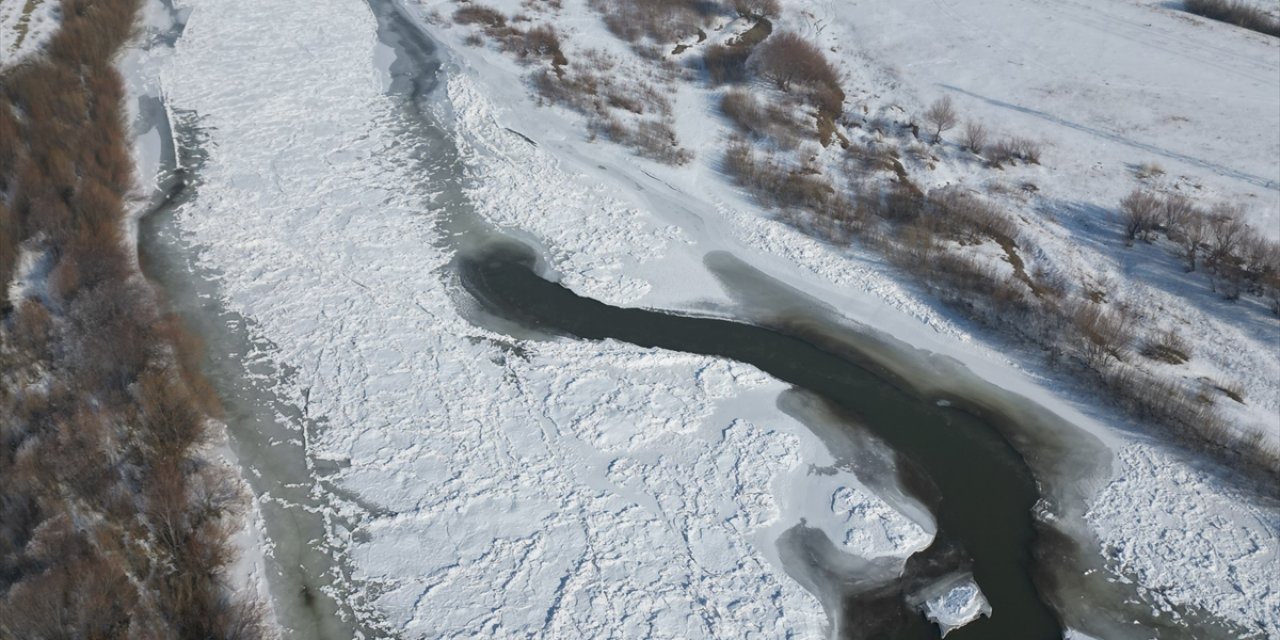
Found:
[1086,444,1280,635]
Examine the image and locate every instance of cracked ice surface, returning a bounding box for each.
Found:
[160,0,931,636]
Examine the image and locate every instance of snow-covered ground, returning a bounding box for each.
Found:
[0,0,58,67]
[143,0,1280,637]
[799,0,1280,439]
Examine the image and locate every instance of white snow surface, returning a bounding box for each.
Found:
[1086,444,1280,634]
[0,0,58,68]
[151,0,1280,636]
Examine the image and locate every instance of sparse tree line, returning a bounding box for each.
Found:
[1,1,266,638]
[1120,189,1280,309]
[700,22,1276,475]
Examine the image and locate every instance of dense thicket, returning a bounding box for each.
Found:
[0,1,264,638]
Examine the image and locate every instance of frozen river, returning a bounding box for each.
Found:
[127,0,1277,637]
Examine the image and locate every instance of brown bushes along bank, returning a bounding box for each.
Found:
[0,1,265,638]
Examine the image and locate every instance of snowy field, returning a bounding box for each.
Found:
[135,0,1280,637]
[0,0,58,68]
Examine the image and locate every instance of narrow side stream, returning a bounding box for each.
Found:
[458,239,1061,639]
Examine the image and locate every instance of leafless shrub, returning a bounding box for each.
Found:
[11,299,53,357]
[878,180,926,223]
[1134,161,1165,180]
[703,43,752,84]
[589,0,711,43]
[1177,208,1209,271]
[0,203,16,304]
[927,188,1018,243]
[720,89,768,134]
[533,67,602,112]
[1103,367,1221,438]
[1141,329,1191,364]
[987,138,1016,166]
[1184,0,1280,37]
[1206,204,1247,266]
[989,135,1042,166]
[961,120,988,155]
[0,106,17,186]
[501,24,568,66]
[1161,192,1196,231]
[846,141,898,173]
[753,31,840,94]
[1120,189,1161,244]
[1011,136,1042,164]
[1073,302,1133,370]
[906,140,932,163]
[923,96,957,143]
[733,0,780,18]
[722,141,835,212]
[453,4,508,28]
[590,115,692,165]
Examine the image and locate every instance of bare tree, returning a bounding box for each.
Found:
[923,96,958,143]
[1074,302,1133,370]
[1179,210,1207,272]
[1120,190,1161,245]
[754,32,838,93]
[1162,192,1195,231]
[1207,204,1247,266]
[961,120,988,155]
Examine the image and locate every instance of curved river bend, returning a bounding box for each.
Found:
[132,0,1256,637]
[459,240,1058,639]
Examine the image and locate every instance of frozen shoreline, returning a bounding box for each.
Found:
[117,0,282,630]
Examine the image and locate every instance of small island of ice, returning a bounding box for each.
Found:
[912,573,992,637]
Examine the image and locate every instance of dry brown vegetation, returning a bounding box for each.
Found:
[752,30,844,123]
[587,0,718,43]
[724,125,1279,477]
[961,120,988,155]
[987,135,1042,166]
[0,1,265,637]
[1184,0,1280,36]
[528,42,692,164]
[455,0,694,165]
